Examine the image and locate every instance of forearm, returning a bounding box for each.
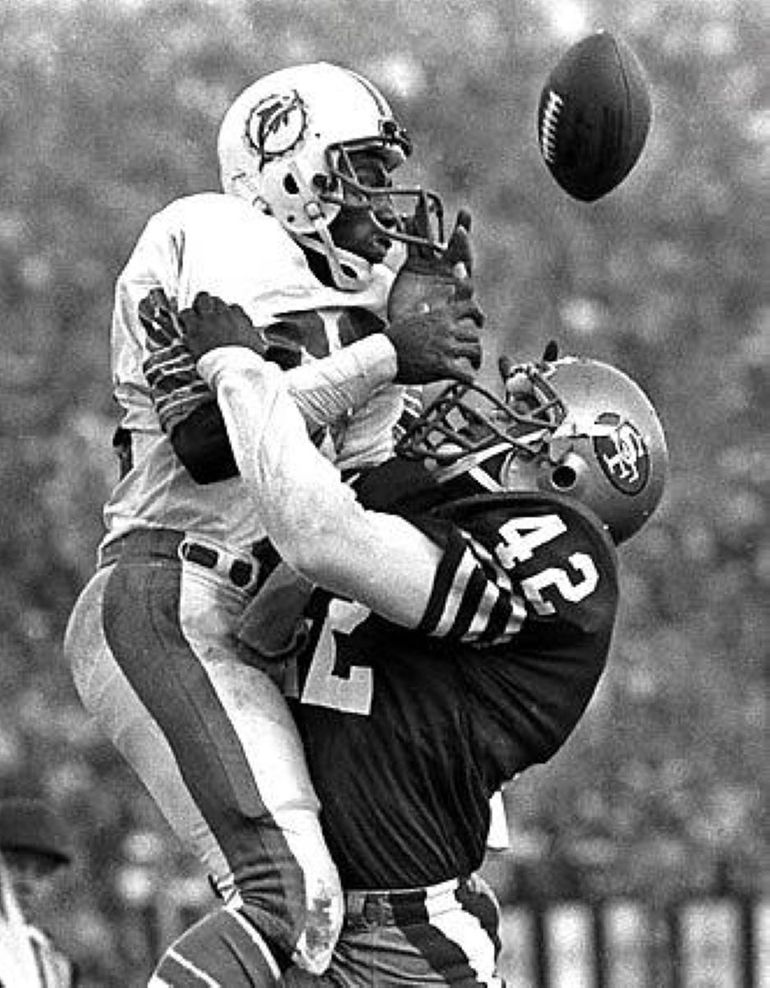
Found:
[198,347,440,627]
[167,333,398,483]
[283,334,398,431]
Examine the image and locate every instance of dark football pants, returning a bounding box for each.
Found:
[64,529,342,985]
[281,876,506,987]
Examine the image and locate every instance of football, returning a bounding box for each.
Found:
[537,31,652,202]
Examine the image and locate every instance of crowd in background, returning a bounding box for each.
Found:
[0,0,765,983]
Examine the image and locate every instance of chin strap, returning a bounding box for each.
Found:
[229,162,376,291]
[433,441,514,491]
[292,229,373,292]
[287,161,374,291]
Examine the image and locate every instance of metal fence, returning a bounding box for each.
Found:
[497,898,769,988]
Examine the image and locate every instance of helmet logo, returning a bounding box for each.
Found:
[594,413,649,494]
[246,90,307,166]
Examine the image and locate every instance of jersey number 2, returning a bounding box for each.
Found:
[496,514,599,615]
[300,600,373,714]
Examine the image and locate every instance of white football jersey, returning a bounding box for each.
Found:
[105,192,403,554]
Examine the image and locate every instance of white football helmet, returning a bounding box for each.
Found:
[397,355,668,543]
[218,61,443,289]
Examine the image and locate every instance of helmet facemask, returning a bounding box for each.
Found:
[320,138,446,251]
[398,366,563,463]
[396,366,566,495]
[305,138,447,288]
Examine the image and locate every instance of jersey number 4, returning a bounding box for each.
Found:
[495,514,599,615]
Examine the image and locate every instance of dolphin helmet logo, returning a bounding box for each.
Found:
[246,90,307,167]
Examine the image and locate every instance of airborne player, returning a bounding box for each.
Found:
[174,293,668,986]
[64,62,482,987]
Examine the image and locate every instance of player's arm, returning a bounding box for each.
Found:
[166,334,400,483]
[194,346,443,628]
[125,200,402,483]
[142,290,481,484]
[197,344,614,650]
[139,288,399,482]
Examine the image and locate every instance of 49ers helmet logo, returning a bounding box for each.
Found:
[594,413,649,495]
[246,90,307,166]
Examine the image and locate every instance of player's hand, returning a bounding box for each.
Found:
[386,290,484,385]
[237,563,314,663]
[387,203,475,322]
[499,341,559,391]
[178,292,268,363]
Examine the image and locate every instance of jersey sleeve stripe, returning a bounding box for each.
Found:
[418,526,528,645]
[144,349,197,373]
[429,548,480,637]
[453,567,526,643]
[477,592,525,644]
[459,532,527,642]
[143,348,212,432]
[446,568,488,639]
[153,387,214,432]
[463,581,506,639]
[417,530,470,636]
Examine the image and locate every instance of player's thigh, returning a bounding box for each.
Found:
[175,564,320,818]
[97,557,318,840]
[64,567,227,877]
[67,560,341,971]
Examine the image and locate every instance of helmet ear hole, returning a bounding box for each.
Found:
[283,174,299,195]
[552,463,578,490]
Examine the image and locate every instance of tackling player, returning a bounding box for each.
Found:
[63,63,482,987]
[172,295,668,986]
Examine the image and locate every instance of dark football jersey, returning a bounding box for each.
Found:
[291,462,618,890]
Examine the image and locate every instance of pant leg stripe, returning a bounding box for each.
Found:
[392,884,504,987]
[456,878,503,957]
[428,892,503,987]
[102,562,261,816]
[391,895,481,986]
[164,948,221,986]
[225,904,282,981]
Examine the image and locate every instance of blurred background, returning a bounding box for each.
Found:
[0,0,766,984]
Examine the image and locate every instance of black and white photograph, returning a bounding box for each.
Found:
[0,1,766,985]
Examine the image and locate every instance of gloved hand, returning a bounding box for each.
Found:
[138,287,182,351]
[385,293,484,384]
[236,563,314,663]
[177,292,268,363]
[387,202,475,322]
[499,341,559,406]
[499,340,559,386]
[139,288,207,434]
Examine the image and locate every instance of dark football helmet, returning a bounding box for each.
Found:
[396,355,668,543]
[218,61,444,288]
